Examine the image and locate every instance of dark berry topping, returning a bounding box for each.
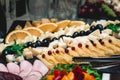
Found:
[2,50,10,55]
[42,54,45,58]
[42,38,51,47]
[72,32,79,38]
[93,43,97,46]
[27,42,33,47]
[96,24,103,31]
[100,41,104,45]
[65,48,69,53]
[31,43,37,48]
[48,51,52,55]
[85,45,89,48]
[71,47,75,50]
[24,43,29,48]
[78,43,82,48]
[108,39,112,43]
[56,50,59,54]
[79,30,86,36]
[99,39,104,45]
[36,40,42,47]
[90,25,96,31]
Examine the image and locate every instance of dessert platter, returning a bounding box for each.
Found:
[0,18,120,80]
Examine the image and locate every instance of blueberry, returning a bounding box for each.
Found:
[2,49,14,56]
[79,30,86,36]
[24,43,29,48]
[52,37,58,41]
[96,24,103,31]
[2,49,9,55]
[42,38,51,47]
[31,43,37,48]
[36,40,42,47]
[85,30,92,35]
[72,32,79,38]
[27,42,33,47]
[90,25,96,31]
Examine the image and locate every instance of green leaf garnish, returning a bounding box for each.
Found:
[51,64,78,74]
[5,40,25,56]
[107,23,120,33]
[102,3,116,17]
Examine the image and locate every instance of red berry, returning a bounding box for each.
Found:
[48,50,52,55]
[93,43,96,46]
[71,47,75,50]
[56,50,59,54]
[100,41,104,45]
[108,39,112,43]
[65,48,69,53]
[78,43,82,48]
[85,45,89,48]
[42,54,45,58]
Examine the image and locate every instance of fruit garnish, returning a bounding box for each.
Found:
[72,66,84,80]
[61,75,69,80]
[54,70,62,78]
[37,23,57,32]
[23,27,43,37]
[69,21,85,26]
[53,70,67,80]
[47,75,54,80]
[83,72,95,80]
[56,20,71,31]
[5,30,31,43]
[81,65,101,80]
[67,72,74,80]
[41,64,101,80]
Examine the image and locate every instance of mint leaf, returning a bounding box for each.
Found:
[107,24,119,33]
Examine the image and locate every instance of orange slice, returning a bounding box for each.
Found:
[23,27,43,37]
[69,21,85,26]
[37,23,57,32]
[56,20,71,31]
[5,30,31,43]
